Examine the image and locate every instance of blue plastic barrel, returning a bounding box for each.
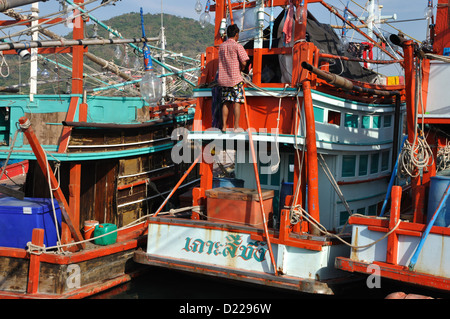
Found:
[213,177,244,188]
[427,174,450,227]
[0,197,62,249]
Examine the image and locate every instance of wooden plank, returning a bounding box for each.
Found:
[37,249,138,295]
[0,184,24,199]
[80,161,96,223]
[0,256,28,292]
[93,160,117,224]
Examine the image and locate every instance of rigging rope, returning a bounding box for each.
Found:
[398,58,433,178]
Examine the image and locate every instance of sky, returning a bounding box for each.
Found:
[13,0,432,76]
[30,0,431,43]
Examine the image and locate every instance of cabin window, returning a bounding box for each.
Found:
[356,207,366,215]
[381,151,390,171]
[370,153,379,174]
[359,154,368,176]
[342,155,356,177]
[327,110,341,126]
[339,210,351,225]
[288,154,295,183]
[383,115,392,127]
[368,204,377,215]
[344,113,358,128]
[260,170,268,185]
[362,116,370,129]
[314,107,324,123]
[0,108,10,145]
[373,116,381,129]
[259,162,280,186]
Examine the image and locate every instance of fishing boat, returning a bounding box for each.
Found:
[133,0,408,295]
[335,0,450,298]
[0,0,199,298]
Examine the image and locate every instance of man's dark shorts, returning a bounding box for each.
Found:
[221,81,244,103]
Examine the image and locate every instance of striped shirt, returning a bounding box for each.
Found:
[218,38,249,87]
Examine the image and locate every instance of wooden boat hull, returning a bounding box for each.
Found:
[0,94,197,298]
[0,223,148,299]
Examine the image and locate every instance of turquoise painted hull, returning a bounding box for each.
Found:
[0,94,195,161]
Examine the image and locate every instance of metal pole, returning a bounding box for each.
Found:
[29,2,38,101]
[0,37,158,51]
[409,182,450,271]
[0,0,47,11]
[153,153,202,218]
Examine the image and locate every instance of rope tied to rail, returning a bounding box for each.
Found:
[26,242,46,255]
[18,118,31,130]
[288,204,402,250]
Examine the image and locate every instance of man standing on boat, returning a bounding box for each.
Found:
[218,24,249,132]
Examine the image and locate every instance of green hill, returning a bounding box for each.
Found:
[84,12,214,63]
[0,12,214,94]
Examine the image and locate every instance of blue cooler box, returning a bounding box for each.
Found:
[0,197,62,249]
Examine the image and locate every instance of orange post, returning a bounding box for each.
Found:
[227,0,234,24]
[191,187,205,220]
[19,117,85,251]
[279,209,290,243]
[302,81,321,235]
[79,102,88,122]
[59,0,85,153]
[402,40,416,145]
[413,185,426,224]
[387,185,402,264]
[27,228,45,294]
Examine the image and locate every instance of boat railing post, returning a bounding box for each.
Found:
[191,187,204,220]
[386,185,402,265]
[26,228,44,294]
[279,195,294,242]
[413,185,426,224]
[302,81,321,236]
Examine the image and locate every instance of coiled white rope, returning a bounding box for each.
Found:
[398,58,433,178]
[437,139,450,172]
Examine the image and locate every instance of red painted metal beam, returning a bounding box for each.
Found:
[336,257,450,292]
[153,153,201,218]
[18,117,85,251]
[386,186,401,264]
[302,81,320,235]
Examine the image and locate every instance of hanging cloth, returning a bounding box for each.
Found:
[283,1,294,44]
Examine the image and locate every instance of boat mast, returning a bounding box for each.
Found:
[29,1,38,101]
[160,0,166,104]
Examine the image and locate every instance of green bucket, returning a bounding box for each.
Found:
[93,223,117,245]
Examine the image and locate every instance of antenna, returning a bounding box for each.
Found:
[160,0,166,104]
